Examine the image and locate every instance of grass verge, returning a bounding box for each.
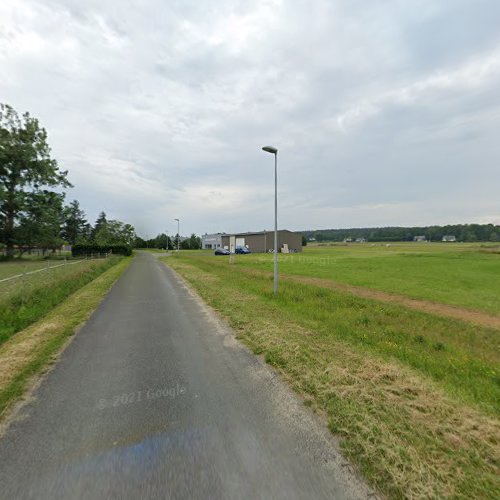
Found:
[163,255,500,499]
[0,257,131,422]
[0,257,122,345]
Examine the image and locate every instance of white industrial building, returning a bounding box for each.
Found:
[202,230,303,253]
[201,233,225,250]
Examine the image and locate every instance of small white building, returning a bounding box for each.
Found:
[201,233,224,250]
[414,235,427,242]
[442,235,456,242]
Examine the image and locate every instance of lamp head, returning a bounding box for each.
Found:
[262,145,278,155]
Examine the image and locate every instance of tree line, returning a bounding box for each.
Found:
[0,103,137,257]
[134,233,202,250]
[303,224,500,243]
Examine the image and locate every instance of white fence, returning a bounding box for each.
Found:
[0,254,110,284]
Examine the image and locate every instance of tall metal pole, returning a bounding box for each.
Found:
[262,145,279,296]
[273,152,278,296]
[174,218,180,252]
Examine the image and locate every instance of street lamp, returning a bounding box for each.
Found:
[262,145,278,296]
[165,230,169,251]
[174,218,180,252]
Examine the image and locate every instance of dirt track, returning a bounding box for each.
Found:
[285,274,500,329]
[239,267,500,330]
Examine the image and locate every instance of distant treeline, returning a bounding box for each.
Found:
[134,233,202,250]
[302,224,500,243]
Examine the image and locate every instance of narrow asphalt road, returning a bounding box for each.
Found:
[0,252,370,500]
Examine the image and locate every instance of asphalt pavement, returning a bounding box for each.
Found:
[0,251,371,499]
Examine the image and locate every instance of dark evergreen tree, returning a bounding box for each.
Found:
[0,103,70,255]
[62,200,88,245]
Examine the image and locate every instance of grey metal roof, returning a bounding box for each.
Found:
[222,230,298,237]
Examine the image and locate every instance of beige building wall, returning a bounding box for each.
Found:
[221,231,302,253]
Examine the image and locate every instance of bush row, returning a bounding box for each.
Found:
[72,244,132,256]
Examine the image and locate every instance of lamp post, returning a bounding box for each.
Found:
[165,230,169,251]
[174,218,180,252]
[262,145,278,296]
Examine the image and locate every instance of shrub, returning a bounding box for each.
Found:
[72,244,132,257]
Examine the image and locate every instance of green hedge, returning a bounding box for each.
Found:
[72,244,132,257]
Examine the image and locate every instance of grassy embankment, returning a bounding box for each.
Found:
[0,257,131,421]
[0,257,123,345]
[163,246,499,499]
[0,258,69,280]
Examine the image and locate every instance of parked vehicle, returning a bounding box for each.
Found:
[235,246,251,254]
[214,248,230,255]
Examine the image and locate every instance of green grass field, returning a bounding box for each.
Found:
[202,242,500,314]
[0,258,74,280]
[0,257,122,345]
[163,244,500,499]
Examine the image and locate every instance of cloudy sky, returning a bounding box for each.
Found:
[1,0,499,237]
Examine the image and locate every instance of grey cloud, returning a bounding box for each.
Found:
[0,0,499,236]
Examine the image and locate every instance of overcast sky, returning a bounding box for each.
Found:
[1,0,499,237]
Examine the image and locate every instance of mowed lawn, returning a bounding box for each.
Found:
[163,246,500,499]
[213,243,500,315]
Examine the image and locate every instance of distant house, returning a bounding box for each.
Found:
[442,235,457,242]
[413,235,426,242]
[355,238,366,243]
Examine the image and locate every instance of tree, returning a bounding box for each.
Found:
[173,233,180,249]
[91,211,107,241]
[81,222,93,243]
[134,236,147,248]
[189,233,201,249]
[0,103,70,256]
[155,233,169,249]
[62,200,88,245]
[302,235,307,246]
[16,191,65,255]
[120,223,136,246]
[94,219,136,246]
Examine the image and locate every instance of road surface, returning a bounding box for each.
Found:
[0,252,370,499]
